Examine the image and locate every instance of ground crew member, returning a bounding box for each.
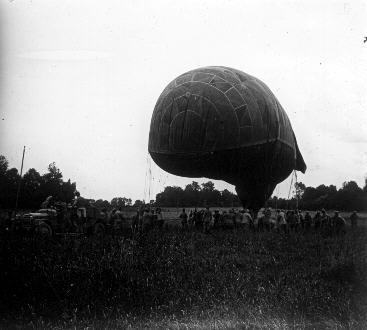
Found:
[321,209,331,230]
[277,209,287,233]
[220,210,227,228]
[194,209,203,229]
[297,210,304,231]
[131,209,139,233]
[156,207,164,229]
[304,211,312,231]
[150,209,157,228]
[286,210,296,232]
[350,211,358,228]
[266,208,276,231]
[234,209,243,228]
[213,210,221,228]
[313,211,321,230]
[293,210,300,232]
[188,210,194,227]
[332,211,346,234]
[142,208,151,231]
[228,209,235,227]
[257,211,265,232]
[243,209,254,230]
[203,207,212,233]
[113,207,124,230]
[179,208,188,229]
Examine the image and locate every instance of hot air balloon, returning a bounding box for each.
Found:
[148,66,306,212]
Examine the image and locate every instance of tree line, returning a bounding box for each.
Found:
[155,181,241,207]
[0,155,77,210]
[154,180,367,211]
[267,180,367,211]
[0,155,141,211]
[1,154,366,211]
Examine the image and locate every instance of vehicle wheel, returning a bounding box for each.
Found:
[94,223,105,236]
[36,223,53,236]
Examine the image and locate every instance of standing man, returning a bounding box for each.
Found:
[156,207,164,229]
[131,208,140,233]
[234,209,243,229]
[203,207,212,233]
[188,210,194,227]
[304,211,312,232]
[220,210,227,228]
[313,211,321,230]
[277,209,287,234]
[321,209,331,231]
[243,209,253,230]
[257,210,265,232]
[298,210,304,231]
[179,208,188,230]
[142,207,151,231]
[332,211,346,235]
[350,211,359,228]
[150,209,157,228]
[213,210,221,228]
[261,208,272,231]
[294,210,300,232]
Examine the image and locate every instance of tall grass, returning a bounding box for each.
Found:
[1,228,366,328]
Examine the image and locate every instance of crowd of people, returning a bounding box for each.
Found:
[129,206,360,235]
[175,207,359,235]
[2,194,360,236]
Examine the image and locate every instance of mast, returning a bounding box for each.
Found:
[14,146,26,215]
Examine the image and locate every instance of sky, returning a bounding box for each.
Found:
[0,0,366,203]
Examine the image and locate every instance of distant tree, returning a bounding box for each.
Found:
[334,181,363,211]
[0,155,8,175]
[43,162,63,183]
[60,179,77,204]
[111,197,132,208]
[221,189,240,207]
[156,186,184,207]
[31,162,78,207]
[0,155,10,208]
[156,181,243,207]
[201,181,215,192]
[184,181,202,206]
[0,156,79,210]
[20,168,42,209]
[295,182,306,200]
[301,184,337,210]
[94,199,111,209]
[200,181,222,206]
[111,197,127,208]
[133,199,144,207]
[74,197,95,208]
[0,164,20,208]
[39,162,64,201]
[191,181,201,192]
[341,181,362,193]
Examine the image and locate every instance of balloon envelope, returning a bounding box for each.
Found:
[149,66,306,210]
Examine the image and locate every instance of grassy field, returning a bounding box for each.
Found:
[1,225,367,329]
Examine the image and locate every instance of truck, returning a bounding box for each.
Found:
[11,204,129,236]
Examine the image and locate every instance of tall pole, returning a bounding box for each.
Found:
[14,146,26,214]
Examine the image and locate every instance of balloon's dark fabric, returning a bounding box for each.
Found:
[149,66,306,211]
